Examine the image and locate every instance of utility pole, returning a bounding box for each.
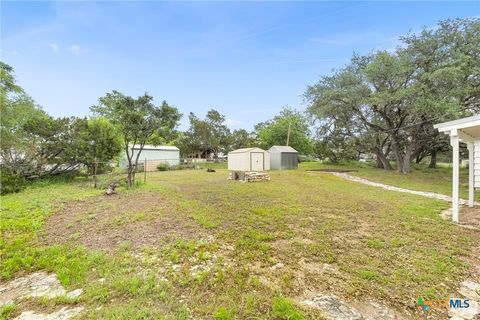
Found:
[286,122,291,146]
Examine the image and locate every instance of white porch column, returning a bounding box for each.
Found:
[467,142,474,207]
[451,130,460,223]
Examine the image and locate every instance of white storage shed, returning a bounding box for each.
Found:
[269,146,298,170]
[228,148,270,172]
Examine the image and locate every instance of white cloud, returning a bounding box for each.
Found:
[68,44,81,55]
[224,118,242,127]
[309,33,365,46]
[48,43,59,53]
[309,32,400,47]
[269,58,349,65]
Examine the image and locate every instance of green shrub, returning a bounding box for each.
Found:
[298,155,317,162]
[170,164,196,170]
[157,163,169,171]
[0,166,27,195]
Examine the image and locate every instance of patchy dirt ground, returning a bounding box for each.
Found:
[4,167,480,319]
[456,207,480,228]
[42,190,207,252]
[440,207,480,230]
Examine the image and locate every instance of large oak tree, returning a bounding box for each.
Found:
[305,18,480,173]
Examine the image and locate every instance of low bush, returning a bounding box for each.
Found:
[298,154,317,162]
[157,163,169,171]
[0,166,27,195]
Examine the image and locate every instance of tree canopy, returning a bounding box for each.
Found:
[305,18,480,172]
[254,107,313,155]
[180,109,231,158]
[91,91,181,188]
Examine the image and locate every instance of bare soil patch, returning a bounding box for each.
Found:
[441,206,480,230]
[42,190,206,252]
[457,206,480,228]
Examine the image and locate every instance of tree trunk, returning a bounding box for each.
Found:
[374,150,393,170]
[401,159,411,174]
[415,154,421,164]
[401,146,413,174]
[429,150,437,168]
[127,166,133,189]
[375,155,384,169]
[390,137,404,173]
[131,169,136,188]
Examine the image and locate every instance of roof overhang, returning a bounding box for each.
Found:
[434,115,480,143]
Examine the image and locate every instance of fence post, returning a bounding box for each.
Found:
[144,158,147,183]
[93,157,98,188]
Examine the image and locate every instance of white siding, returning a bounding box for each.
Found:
[228,148,270,171]
[474,139,480,188]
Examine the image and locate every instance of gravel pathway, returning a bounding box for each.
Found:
[328,172,480,206]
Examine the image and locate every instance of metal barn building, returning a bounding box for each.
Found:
[228,148,270,172]
[268,146,298,170]
[119,145,180,171]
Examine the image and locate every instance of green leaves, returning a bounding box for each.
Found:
[180,109,231,158]
[255,107,313,155]
[305,18,480,172]
[91,91,181,187]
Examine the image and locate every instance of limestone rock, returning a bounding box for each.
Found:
[66,288,84,299]
[13,307,84,320]
[458,280,480,301]
[270,263,284,270]
[302,294,406,320]
[449,300,480,320]
[302,295,363,320]
[0,272,66,307]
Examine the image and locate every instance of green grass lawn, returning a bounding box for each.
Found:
[1,164,479,319]
[301,161,475,200]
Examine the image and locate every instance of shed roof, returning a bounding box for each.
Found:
[269,146,298,153]
[130,144,179,151]
[228,147,265,154]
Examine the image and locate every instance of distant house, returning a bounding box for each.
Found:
[268,146,298,170]
[184,151,226,162]
[119,145,180,171]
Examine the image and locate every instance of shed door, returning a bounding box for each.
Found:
[250,152,264,171]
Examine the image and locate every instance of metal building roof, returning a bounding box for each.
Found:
[268,146,298,153]
[130,144,179,151]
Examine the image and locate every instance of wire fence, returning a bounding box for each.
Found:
[88,158,226,189]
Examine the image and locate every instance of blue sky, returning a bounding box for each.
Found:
[2,1,478,131]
